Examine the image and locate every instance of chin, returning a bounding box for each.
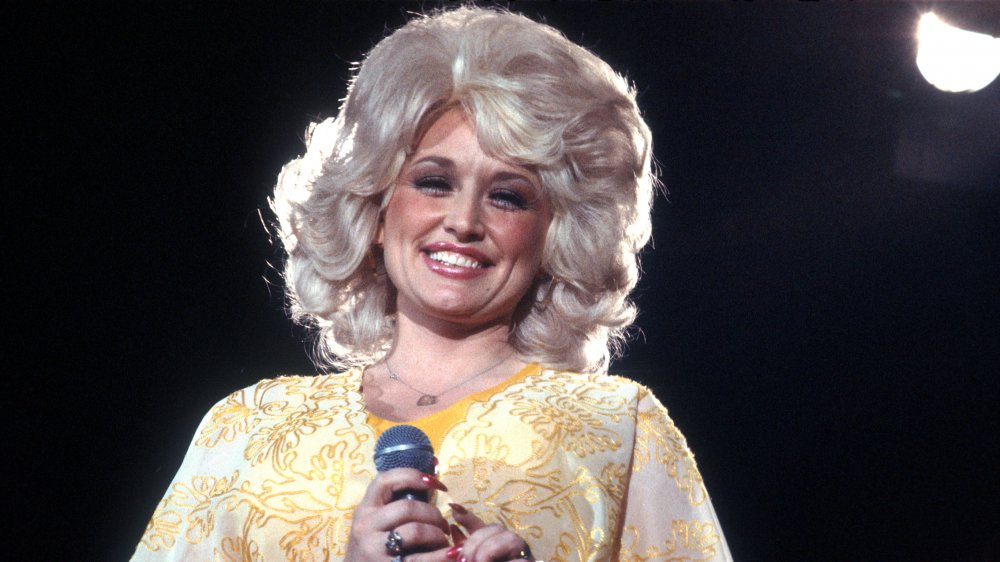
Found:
[419,301,514,327]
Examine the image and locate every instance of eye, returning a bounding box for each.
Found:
[489,187,530,211]
[413,176,451,195]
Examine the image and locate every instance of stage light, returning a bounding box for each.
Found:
[916,12,1000,93]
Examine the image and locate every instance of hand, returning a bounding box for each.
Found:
[449,504,535,562]
[345,468,451,561]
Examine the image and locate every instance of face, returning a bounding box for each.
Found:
[378,109,552,331]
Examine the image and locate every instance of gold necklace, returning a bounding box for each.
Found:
[385,351,515,406]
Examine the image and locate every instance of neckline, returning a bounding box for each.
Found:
[365,362,539,425]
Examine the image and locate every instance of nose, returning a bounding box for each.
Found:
[442,188,485,242]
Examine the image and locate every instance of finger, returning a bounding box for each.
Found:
[447,504,534,562]
[364,468,448,507]
[456,525,503,562]
[381,498,451,535]
[474,534,534,562]
[356,519,450,562]
[396,545,454,562]
[391,521,451,553]
[350,491,449,558]
[463,528,532,562]
[448,503,486,533]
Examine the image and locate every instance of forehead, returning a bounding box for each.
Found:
[409,109,540,183]
[412,108,471,152]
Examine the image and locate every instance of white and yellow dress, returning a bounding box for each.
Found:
[131,364,732,561]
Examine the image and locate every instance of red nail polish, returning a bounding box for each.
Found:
[446,546,461,560]
[421,474,448,492]
[450,524,467,545]
[449,502,468,514]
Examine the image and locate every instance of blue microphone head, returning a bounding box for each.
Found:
[374,424,435,474]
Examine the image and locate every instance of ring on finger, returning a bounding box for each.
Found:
[385,529,403,555]
[391,556,404,562]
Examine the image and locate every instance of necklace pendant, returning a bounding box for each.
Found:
[416,394,438,406]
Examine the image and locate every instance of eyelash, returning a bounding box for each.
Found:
[490,188,529,210]
[412,177,532,211]
[413,176,451,193]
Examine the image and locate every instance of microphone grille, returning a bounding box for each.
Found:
[374,424,435,473]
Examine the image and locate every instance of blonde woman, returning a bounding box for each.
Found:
[132,7,731,562]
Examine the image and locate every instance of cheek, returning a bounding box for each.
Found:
[498,218,549,265]
[382,192,437,243]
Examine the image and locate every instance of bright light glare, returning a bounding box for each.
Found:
[916,12,1000,93]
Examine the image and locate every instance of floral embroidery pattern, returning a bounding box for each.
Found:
[214,535,262,562]
[633,396,708,507]
[509,390,624,457]
[195,392,258,449]
[619,520,722,561]
[245,406,336,470]
[133,367,728,561]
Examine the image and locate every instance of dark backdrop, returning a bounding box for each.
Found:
[12,2,999,560]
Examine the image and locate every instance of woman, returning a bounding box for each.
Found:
[132,7,731,562]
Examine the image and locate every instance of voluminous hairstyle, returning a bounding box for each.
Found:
[272,6,655,374]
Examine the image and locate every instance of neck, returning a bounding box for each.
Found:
[391,315,514,374]
[362,311,524,419]
[382,305,523,384]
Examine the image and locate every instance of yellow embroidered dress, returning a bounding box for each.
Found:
[132,364,731,561]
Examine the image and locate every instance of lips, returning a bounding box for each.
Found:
[421,242,493,274]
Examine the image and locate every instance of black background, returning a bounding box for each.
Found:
[11,1,999,560]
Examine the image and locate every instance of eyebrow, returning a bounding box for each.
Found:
[410,156,454,169]
[408,154,545,197]
[409,156,538,185]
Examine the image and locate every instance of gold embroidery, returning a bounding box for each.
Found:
[619,520,721,561]
[133,368,727,562]
[509,375,626,458]
[245,406,336,470]
[214,535,262,562]
[178,473,241,544]
[632,392,708,507]
[139,501,182,552]
[196,392,258,449]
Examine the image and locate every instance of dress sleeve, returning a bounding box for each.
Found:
[129,389,255,562]
[130,373,371,561]
[616,387,733,561]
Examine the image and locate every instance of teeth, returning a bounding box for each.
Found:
[428,251,484,269]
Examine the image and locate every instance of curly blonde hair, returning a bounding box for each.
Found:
[272,7,655,374]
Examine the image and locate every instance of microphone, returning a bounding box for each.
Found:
[374,424,435,502]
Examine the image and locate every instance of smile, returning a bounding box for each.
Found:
[426,250,486,269]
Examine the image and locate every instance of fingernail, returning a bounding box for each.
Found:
[450,524,467,545]
[446,546,461,559]
[459,556,468,562]
[448,502,468,514]
[421,474,448,492]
